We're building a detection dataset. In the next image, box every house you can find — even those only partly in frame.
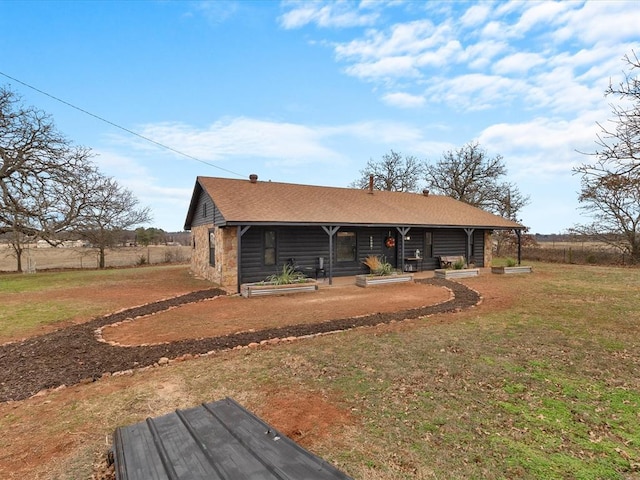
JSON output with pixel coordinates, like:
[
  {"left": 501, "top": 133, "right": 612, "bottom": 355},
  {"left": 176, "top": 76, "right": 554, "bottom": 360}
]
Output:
[{"left": 184, "top": 175, "right": 524, "bottom": 292}]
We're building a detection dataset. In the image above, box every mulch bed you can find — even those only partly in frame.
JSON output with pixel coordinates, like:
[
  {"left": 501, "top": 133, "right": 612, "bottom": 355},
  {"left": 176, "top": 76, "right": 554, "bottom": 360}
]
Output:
[{"left": 0, "top": 278, "right": 479, "bottom": 402}]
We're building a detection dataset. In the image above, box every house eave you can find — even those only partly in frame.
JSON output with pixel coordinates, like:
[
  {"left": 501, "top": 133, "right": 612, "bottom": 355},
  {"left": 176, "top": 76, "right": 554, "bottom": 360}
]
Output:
[{"left": 217, "top": 220, "right": 523, "bottom": 230}]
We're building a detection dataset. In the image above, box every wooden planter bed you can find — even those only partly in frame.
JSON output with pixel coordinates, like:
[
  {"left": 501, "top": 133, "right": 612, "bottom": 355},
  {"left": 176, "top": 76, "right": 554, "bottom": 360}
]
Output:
[
  {"left": 491, "top": 265, "right": 533, "bottom": 274},
  {"left": 355, "top": 273, "right": 414, "bottom": 287},
  {"left": 434, "top": 268, "right": 480, "bottom": 279},
  {"left": 241, "top": 281, "right": 318, "bottom": 298}
]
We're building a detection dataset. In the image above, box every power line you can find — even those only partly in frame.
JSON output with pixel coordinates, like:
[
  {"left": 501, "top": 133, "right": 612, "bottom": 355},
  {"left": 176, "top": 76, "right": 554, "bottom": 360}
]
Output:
[{"left": 0, "top": 70, "right": 246, "bottom": 178}]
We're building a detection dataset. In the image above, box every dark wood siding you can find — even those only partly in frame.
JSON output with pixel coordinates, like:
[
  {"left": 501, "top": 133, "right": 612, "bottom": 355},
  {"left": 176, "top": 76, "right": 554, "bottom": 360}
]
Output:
[
  {"left": 240, "top": 226, "right": 331, "bottom": 284},
  {"left": 238, "top": 226, "right": 485, "bottom": 283},
  {"left": 190, "top": 192, "right": 224, "bottom": 228},
  {"left": 472, "top": 229, "right": 485, "bottom": 267},
  {"left": 431, "top": 228, "right": 485, "bottom": 267}
]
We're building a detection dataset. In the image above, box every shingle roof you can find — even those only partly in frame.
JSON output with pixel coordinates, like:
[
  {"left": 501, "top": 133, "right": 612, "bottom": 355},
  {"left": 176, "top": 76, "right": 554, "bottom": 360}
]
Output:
[
  {"left": 185, "top": 176, "right": 523, "bottom": 230},
  {"left": 113, "top": 397, "right": 353, "bottom": 480}
]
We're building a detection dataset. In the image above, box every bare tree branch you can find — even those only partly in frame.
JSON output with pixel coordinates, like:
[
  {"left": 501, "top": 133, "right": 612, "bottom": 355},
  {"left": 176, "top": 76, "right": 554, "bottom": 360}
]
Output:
[
  {"left": 573, "top": 52, "right": 640, "bottom": 263},
  {"left": 351, "top": 150, "right": 424, "bottom": 192}
]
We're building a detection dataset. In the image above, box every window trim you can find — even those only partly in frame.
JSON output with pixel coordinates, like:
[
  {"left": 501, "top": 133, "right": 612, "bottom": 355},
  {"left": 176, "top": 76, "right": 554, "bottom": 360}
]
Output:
[
  {"left": 336, "top": 230, "right": 357, "bottom": 263},
  {"left": 208, "top": 229, "right": 215, "bottom": 266},
  {"left": 263, "top": 229, "right": 277, "bottom": 266}
]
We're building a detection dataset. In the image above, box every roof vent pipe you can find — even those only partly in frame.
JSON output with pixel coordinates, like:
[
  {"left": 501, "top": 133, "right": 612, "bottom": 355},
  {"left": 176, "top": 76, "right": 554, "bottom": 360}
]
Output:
[
  {"left": 422, "top": 189, "right": 429, "bottom": 196},
  {"left": 368, "top": 174, "right": 374, "bottom": 194},
  {"left": 249, "top": 174, "right": 258, "bottom": 183}
]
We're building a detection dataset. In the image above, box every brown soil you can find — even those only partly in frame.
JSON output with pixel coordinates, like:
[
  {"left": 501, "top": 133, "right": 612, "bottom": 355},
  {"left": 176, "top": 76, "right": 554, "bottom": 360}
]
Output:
[
  {"left": 0, "top": 278, "right": 479, "bottom": 403},
  {"left": 101, "top": 281, "right": 451, "bottom": 345}
]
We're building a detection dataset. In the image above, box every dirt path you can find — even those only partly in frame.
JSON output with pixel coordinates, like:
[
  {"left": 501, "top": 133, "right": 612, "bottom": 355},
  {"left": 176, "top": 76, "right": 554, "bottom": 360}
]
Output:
[{"left": 0, "top": 278, "right": 480, "bottom": 402}]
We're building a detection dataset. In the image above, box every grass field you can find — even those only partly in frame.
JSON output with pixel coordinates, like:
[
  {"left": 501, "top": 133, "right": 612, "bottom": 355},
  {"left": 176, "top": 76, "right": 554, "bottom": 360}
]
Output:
[
  {"left": 0, "top": 245, "right": 191, "bottom": 272},
  {"left": 1, "top": 263, "right": 640, "bottom": 479}
]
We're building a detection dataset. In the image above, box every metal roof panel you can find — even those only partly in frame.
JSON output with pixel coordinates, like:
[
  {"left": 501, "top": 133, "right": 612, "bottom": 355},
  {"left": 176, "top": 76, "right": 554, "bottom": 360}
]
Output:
[{"left": 113, "top": 397, "right": 353, "bottom": 480}]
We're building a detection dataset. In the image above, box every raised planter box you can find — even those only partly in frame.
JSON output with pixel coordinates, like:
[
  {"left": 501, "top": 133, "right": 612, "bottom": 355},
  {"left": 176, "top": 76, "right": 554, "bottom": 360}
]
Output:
[
  {"left": 355, "top": 273, "right": 414, "bottom": 287},
  {"left": 241, "top": 281, "right": 318, "bottom": 298},
  {"left": 434, "top": 268, "right": 480, "bottom": 279},
  {"left": 491, "top": 265, "right": 533, "bottom": 274}
]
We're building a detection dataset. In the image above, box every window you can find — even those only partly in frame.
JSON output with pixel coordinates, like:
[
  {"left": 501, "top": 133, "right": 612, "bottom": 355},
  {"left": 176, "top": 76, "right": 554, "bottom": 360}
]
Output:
[
  {"left": 202, "top": 202, "right": 208, "bottom": 218},
  {"left": 264, "top": 230, "right": 276, "bottom": 266},
  {"left": 208, "top": 229, "right": 215, "bottom": 266},
  {"left": 424, "top": 232, "right": 433, "bottom": 258},
  {"left": 336, "top": 231, "right": 356, "bottom": 262}
]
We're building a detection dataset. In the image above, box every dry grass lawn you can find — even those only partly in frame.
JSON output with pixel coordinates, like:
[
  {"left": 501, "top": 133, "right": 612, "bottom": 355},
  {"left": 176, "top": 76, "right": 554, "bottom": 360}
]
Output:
[{"left": 1, "top": 263, "right": 640, "bottom": 479}]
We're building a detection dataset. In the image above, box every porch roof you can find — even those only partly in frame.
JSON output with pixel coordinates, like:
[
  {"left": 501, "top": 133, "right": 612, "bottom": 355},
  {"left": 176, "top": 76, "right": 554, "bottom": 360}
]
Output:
[{"left": 184, "top": 176, "right": 524, "bottom": 230}]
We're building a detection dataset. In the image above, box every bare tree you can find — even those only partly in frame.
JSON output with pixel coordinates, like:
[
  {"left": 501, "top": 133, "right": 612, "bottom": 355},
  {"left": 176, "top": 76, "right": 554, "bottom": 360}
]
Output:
[
  {"left": 75, "top": 175, "right": 152, "bottom": 268},
  {"left": 425, "top": 141, "right": 529, "bottom": 217},
  {"left": 493, "top": 183, "right": 533, "bottom": 256},
  {"left": 573, "top": 52, "right": 640, "bottom": 263},
  {"left": 590, "top": 51, "right": 640, "bottom": 174},
  {"left": 351, "top": 150, "right": 424, "bottom": 192},
  {"left": 0, "top": 86, "right": 97, "bottom": 270}
]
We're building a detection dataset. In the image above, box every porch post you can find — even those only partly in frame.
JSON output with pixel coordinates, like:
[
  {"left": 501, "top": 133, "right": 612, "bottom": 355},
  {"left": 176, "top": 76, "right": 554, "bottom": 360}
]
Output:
[
  {"left": 464, "top": 228, "right": 475, "bottom": 266},
  {"left": 515, "top": 229, "right": 522, "bottom": 265},
  {"left": 396, "top": 226, "right": 411, "bottom": 272},
  {"left": 236, "top": 225, "right": 251, "bottom": 293},
  {"left": 322, "top": 226, "right": 340, "bottom": 285}
]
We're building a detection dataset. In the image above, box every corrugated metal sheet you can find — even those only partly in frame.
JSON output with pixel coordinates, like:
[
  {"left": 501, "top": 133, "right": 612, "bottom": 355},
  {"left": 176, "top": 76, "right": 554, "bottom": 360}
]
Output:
[{"left": 113, "top": 397, "right": 353, "bottom": 480}]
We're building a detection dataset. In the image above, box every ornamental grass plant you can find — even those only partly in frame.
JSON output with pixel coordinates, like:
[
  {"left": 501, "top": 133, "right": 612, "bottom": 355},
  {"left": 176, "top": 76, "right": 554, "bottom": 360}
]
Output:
[{"left": 363, "top": 255, "right": 394, "bottom": 275}]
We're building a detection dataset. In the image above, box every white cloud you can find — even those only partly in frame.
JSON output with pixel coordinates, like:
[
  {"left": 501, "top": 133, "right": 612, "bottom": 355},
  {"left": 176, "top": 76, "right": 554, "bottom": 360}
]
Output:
[
  {"left": 464, "top": 40, "right": 509, "bottom": 70},
  {"left": 553, "top": 1, "right": 640, "bottom": 45},
  {"left": 335, "top": 20, "right": 441, "bottom": 60},
  {"left": 382, "top": 92, "right": 425, "bottom": 108},
  {"left": 478, "top": 114, "right": 603, "bottom": 178},
  {"left": 279, "top": 1, "right": 379, "bottom": 29},
  {"left": 511, "top": 1, "right": 573, "bottom": 37},
  {"left": 134, "top": 118, "right": 344, "bottom": 165},
  {"left": 191, "top": 1, "right": 239, "bottom": 25},
  {"left": 460, "top": 3, "right": 492, "bottom": 27},
  {"left": 424, "top": 73, "right": 527, "bottom": 111},
  {"left": 492, "top": 51, "right": 546, "bottom": 75},
  {"left": 344, "top": 55, "right": 421, "bottom": 80},
  {"left": 322, "top": 0, "right": 638, "bottom": 116},
  {"left": 93, "top": 150, "right": 149, "bottom": 178}
]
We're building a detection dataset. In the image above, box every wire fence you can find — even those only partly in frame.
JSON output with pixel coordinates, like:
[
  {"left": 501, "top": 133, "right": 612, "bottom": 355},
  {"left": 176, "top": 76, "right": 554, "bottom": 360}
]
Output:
[
  {"left": 0, "top": 245, "right": 192, "bottom": 272},
  {"left": 515, "top": 245, "right": 635, "bottom": 266}
]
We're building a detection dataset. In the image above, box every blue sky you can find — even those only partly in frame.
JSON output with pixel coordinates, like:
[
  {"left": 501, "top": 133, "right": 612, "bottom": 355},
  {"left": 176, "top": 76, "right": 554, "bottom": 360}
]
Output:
[{"left": 1, "top": 1, "right": 639, "bottom": 234}]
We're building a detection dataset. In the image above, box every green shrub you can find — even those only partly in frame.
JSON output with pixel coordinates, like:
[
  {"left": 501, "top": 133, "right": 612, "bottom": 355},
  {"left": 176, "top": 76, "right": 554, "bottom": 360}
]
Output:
[
  {"left": 453, "top": 257, "right": 466, "bottom": 270},
  {"left": 264, "top": 264, "right": 307, "bottom": 285},
  {"left": 506, "top": 257, "right": 517, "bottom": 267}
]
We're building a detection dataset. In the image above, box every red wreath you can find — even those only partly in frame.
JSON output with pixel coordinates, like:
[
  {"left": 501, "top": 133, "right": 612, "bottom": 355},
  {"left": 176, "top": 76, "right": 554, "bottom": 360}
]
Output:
[{"left": 385, "top": 237, "right": 396, "bottom": 248}]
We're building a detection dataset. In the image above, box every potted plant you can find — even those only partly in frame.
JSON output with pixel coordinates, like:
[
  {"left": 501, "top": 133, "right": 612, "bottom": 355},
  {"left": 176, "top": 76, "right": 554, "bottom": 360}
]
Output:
[
  {"left": 241, "top": 264, "right": 318, "bottom": 297},
  {"left": 355, "top": 255, "right": 414, "bottom": 287},
  {"left": 491, "top": 257, "right": 533, "bottom": 274},
  {"left": 434, "top": 256, "right": 480, "bottom": 279}
]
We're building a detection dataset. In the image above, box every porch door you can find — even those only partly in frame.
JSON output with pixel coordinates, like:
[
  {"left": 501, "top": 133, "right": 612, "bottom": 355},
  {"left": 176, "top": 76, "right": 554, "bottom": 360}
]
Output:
[{"left": 382, "top": 233, "right": 398, "bottom": 268}]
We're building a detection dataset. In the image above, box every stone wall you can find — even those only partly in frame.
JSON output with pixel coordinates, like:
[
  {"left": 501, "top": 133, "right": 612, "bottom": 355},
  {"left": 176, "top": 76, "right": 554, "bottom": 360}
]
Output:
[
  {"left": 484, "top": 230, "right": 494, "bottom": 267},
  {"left": 190, "top": 225, "right": 238, "bottom": 292}
]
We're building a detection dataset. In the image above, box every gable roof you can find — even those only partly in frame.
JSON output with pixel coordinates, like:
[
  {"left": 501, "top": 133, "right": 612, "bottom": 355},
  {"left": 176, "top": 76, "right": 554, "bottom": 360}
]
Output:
[{"left": 184, "top": 176, "right": 523, "bottom": 230}]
